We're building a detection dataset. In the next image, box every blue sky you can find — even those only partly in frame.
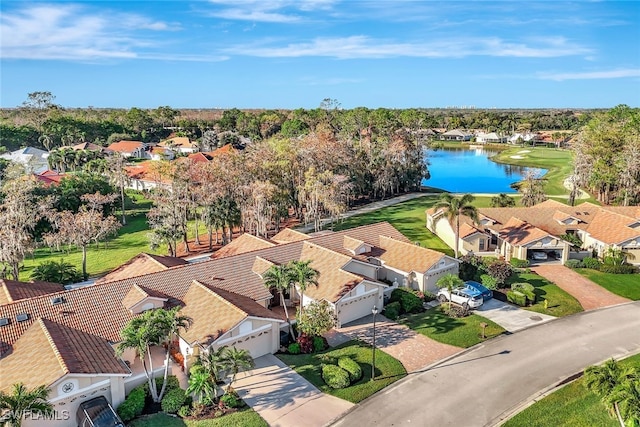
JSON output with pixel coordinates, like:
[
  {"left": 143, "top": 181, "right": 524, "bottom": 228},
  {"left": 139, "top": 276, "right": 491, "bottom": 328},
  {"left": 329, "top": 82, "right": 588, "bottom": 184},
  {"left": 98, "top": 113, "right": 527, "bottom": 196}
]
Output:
[{"left": 1, "top": 1, "right": 639, "bottom": 109}]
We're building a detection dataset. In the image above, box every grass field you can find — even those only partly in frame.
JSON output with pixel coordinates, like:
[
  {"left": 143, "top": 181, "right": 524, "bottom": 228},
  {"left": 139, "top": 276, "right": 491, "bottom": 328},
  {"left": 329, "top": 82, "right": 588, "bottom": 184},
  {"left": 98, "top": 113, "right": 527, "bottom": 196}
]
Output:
[
  {"left": 399, "top": 306, "right": 505, "bottom": 348},
  {"left": 504, "top": 353, "right": 640, "bottom": 427},
  {"left": 576, "top": 269, "right": 640, "bottom": 300},
  {"left": 128, "top": 408, "right": 267, "bottom": 427},
  {"left": 277, "top": 340, "right": 407, "bottom": 403},
  {"left": 506, "top": 272, "right": 584, "bottom": 317}
]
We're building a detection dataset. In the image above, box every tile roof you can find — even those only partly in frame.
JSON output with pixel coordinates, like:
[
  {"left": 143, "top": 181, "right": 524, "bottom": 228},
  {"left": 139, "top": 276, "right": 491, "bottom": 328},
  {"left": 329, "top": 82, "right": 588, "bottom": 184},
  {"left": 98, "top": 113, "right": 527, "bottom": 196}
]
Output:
[
  {"left": 271, "top": 228, "right": 311, "bottom": 244},
  {"left": 187, "top": 152, "right": 213, "bottom": 164},
  {"left": 0, "top": 279, "right": 64, "bottom": 305},
  {"left": 0, "top": 318, "right": 128, "bottom": 392},
  {"left": 158, "top": 137, "right": 195, "bottom": 149},
  {"left": 343, "top": 236, "right": 365, "bottom": 252},
  {"left": 96, "top": 253, "right": 188, "bottom": 285},
  {"left": 585, "top": 210, "right": 640, "bottom": 245},
  {"left": 498, "top": 217, "right": 552, "bottom": 245},
  {"left": 251, "top": 256, "right": 275, "bottom": 276},
  {"left": 107, "top": 141, "right": 144, "bottom": 153},
  {"left": 377, "top": 236, "right": 447, "bottom": 273},
  {"left": 121, "top": 284, "right": 168, "bottom": 311},
  {"left": 212, "top": 234, "right": 276, "bottom": 259}
]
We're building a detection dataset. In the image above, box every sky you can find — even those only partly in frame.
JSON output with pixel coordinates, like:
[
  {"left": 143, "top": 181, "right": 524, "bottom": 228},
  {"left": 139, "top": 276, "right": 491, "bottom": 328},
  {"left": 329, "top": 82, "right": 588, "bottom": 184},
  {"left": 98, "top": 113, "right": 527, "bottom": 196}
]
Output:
[{"left": 1, "top": 1, "right": 639, "bottom": 109}]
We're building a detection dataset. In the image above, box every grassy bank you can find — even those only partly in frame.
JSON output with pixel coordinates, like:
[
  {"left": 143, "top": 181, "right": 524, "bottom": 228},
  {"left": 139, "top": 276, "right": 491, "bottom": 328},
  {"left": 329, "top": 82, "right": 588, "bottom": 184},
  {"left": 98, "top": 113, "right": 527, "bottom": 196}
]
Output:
[{"left": 506, "top": 272, "right": 584, "bottom": 317}]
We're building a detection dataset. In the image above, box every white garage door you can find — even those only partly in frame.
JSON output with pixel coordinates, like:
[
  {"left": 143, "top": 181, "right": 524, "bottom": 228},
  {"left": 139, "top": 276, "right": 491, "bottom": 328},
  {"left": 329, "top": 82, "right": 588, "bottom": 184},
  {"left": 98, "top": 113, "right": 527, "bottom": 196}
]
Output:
[
  {"left": 217, "top": 326, "right": 273, "bottom": 359},
  {"left": 338, "top": 291, "right": 378, "bottom": 326}
]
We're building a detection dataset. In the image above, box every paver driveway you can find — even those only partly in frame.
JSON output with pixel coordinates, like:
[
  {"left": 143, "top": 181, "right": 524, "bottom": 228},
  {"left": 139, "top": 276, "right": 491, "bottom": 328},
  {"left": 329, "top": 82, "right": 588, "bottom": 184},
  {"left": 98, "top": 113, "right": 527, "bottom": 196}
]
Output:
[
  {"left": 326, "top": 314, "right": 461, "bottom": 373},
  {"left": 532, "top": 265, "right": 630, "bottom": 310}
]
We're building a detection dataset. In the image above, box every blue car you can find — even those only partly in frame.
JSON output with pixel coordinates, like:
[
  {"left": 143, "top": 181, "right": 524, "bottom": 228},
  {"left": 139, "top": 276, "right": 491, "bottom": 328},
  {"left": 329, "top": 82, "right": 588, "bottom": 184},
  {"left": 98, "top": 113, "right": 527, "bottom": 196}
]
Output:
[{"left": 464, "top": 280, "right": 493, "bottom": 300}]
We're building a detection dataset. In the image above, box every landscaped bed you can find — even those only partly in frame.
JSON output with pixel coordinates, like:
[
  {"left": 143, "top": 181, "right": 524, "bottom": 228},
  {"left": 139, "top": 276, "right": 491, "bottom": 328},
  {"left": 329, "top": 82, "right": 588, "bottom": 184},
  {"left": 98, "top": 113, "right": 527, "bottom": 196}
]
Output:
[
  {"left": 276, "top": 340, "right": 407, "bottom": 403},
  {"left": 128, "top": 407, "right": 268, "bottom": 427},
  {"left": 504, "top": 272, "right": 584, "bottom": 317},
  {"left": 504, "top": 353, "right": 640, "bottom": 427},
  {"left": 576, "top": 269, "right": 640, "bottom": 300},
  {"left": 399, "top": 306, "right": 505, "bottom": 348}
]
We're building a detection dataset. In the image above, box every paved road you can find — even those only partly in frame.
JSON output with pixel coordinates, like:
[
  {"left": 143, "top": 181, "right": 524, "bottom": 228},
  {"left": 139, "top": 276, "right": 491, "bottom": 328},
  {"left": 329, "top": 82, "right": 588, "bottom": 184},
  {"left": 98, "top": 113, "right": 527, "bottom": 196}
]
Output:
[{"left": 332, "top": 301, "right": 640, "bottom": 427}]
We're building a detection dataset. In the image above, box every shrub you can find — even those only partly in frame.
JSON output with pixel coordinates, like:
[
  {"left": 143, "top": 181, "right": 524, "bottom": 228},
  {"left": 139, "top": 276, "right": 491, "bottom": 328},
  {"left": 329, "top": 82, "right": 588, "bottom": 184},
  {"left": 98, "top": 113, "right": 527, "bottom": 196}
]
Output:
[
  {"left": 423, "top": 291, "right": 437, "bottom": 302},
  {"left": 288, "top": 342, "right": 301, "bottom": 354},
  {"left": 177, "top": 405, "right": 191, "bottom": 418},
  {"left": 443, "top": 303, "right": 469, "bottom": 318},
  {"left": 322, "top": 364, "right": 350, "bottom": 389},
  {"left": 117, "top": 386, "right": 146, "bottom": 422},
  {"left": 30, "top": 259, "right": 81, "bottom": 285},
  {"left": 459, "top": 254, "right": 484, "bottom": 281},
  {"left": 487, "top": 260, "right": 513, "bottom": 286},
  {"left": 297, "top": 333, "right": 314, "bottom": 354},
  {"left": 337, "top": 356, "right": 363, "bottom": 382},
  {"left": 510, "top": 258, "right": 530, "bottom": 268},
  {"left": 511, "top": 282, "right": 536, "bottom": 303},
  {"left": 313, "top": 336, "right": 327, "bottom": 352},
  {"left": 383, "top": 301, "right": 401, "bottom": 320},
  {"left": 318, "top": 354, "right": 337, "bottom": 365},
  {"left": 564, "top": 259, "right": 584, "bottom": 269},
  {"left": 156, "top": 375, "right": 180, "bottom": 394},
  {"left": 582, "top": 257, "right": 602, "bottom": 270},
  {"left": 600, "top": 264, "right": 638, "bottom": 274},
  {"left": 161, "top": 387, "right": 186, "bottom": 414},
  {"left": 220, "top": 393, "right": 241, "bottom": 409},
  {"left": 390, "top": 288, "right": 423, "bottom": 314},
  {"left": 507, "top": 290, "right": 527, "bottom": 307},
  {"left": 480, "top": 274, "right": 498, "bottom": 290},
  {"left": 296, "top": 300, "right": 337, "bottom": 337}
]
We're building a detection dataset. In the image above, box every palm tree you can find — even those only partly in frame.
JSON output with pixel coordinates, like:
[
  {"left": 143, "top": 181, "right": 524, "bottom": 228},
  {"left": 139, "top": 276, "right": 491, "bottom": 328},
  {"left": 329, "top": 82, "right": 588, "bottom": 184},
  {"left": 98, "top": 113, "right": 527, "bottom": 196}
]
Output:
[
  {"left": 584, "top": 359, "right": 630, "bottom": 427},
  {"left": 607, "top": 371, "right": 640, "bottom": 427},
  {"left": 434, "top": 193, "right": 479, "bottom": 258},
  {"left": 106, "top": 154, "right": 129, "bottom": 225},
  {"left": 0, "top": 383, "right": 53, "bottom": 427},
  {"left": 157, "top": 308, "right": 193, "bottom": 401},
  {"left": 186, "top": 365, "right": 216, "bottom": 406},
  {"left": 222, "top": 347, "right": 255, "bottom": 393},
  {"left": 490, "top": 193, "right": 516, "bottom": 208},
  {"left": 263, "top": 264, "right": 296, "bottom": 340},
  {"left": 194, "top": 346, "right": 229, "bottom": 400},
  {"left": 436, "top": 273, "right": 464, "bottom": 310},
  {"left": 288, "top": 260, "right": 319, "bottom": 315}
]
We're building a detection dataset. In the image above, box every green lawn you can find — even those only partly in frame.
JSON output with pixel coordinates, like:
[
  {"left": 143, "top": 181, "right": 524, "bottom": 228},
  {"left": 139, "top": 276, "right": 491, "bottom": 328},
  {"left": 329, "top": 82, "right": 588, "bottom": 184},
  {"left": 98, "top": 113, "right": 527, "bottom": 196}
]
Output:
[
  {"left": 399, "top": 306, "right": 505, "bottom": 348},
  {"left": 128, "top": 408, "right": 267, "bottom": 427},
  {"left": 576, "top": 269, "right": 640, "bottom": 300},
  {"left": 504, "top": 353, "right": 640, "bottom": 427},
  {"left": 276, "top": 340, "right": 407, "bottom": 403},
  {"left": 506, "top": 272, "right": 584, "bottom": 317}
]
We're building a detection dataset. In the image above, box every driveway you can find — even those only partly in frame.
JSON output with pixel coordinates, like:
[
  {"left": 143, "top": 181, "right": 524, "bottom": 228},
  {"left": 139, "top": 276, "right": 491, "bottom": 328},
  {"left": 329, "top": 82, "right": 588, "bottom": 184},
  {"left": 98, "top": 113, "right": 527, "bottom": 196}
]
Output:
[
  {"left": 234, "top": 354, "right": 353, "bottom": 427},
  {"left": 332, "top": 301, "right": 640, "bottom": 427},
  {"left": 532, "top": 265, "right": 630, "bottom": 310},
  {"left": 476, "top": 298, "right": 555, "bottom": 332},
  {"left": 326, "top": 314, "right": 462, "bottom": 373}
]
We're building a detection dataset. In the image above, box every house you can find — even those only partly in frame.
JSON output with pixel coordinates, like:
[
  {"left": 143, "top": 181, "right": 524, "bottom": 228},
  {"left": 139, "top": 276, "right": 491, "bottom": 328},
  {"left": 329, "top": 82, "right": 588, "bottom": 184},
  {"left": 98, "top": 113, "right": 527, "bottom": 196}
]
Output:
[
  {"left": 426, "top": 200, "right": 640, "bottom": 265},
  {"left": 149, "top": 146, "right": 175, "bottom": 160},
  {"left": 475, "top": 132, "right": 507, "bottom": 143},
  {"left": 66, "top": 142, "right": 106, "bottom": 152},
  {"left": 0, "top": 147, "right": 50, "bottom": 174},
  {"left": 34, "top": 169, "right": 66, "bottom": 187},
  {"left": 507, "top": 133, "right": 537, "bottom": 145},
  {"left": 439, "top": 129, "right": 473, "bottom": 141},
  {"left": 158, "top": 136, "right": 199, "bottom": 154},
  {"left": 106, "top": 141, "right": 147, "bottom": 159},
  {"left": 0, "top": 222, "right": 458, "bottom": 426},
  {"left": 125, "top": 161, "right": 169, "bottom": 191}
]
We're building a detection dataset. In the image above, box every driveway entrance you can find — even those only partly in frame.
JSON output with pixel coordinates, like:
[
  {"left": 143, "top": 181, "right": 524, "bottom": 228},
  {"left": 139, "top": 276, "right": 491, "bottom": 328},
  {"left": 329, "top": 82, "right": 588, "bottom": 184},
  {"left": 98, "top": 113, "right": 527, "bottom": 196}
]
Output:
[{"left": 476, "top": 298, "right": 555, "bottom": 332}]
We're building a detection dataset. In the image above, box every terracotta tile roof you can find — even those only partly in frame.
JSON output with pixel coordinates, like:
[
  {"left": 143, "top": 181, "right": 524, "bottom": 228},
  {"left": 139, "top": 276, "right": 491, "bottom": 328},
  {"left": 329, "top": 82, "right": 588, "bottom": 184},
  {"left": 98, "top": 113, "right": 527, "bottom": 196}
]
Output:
[
  {"left": 107, "top": 140, "right": 144, "bottom": 153},
  {"left": 585, "top": 210, "right": 640, "bottom": 244},
  {"left": 0, "top": 279, "right": 64, "bottom": 305},
  {"left": 0, "top": 318, "right": 128, "bottom": 392},
  {"left": 188, "top": 152, "right": 213, "bottom": 163},
  {"left": 212, "top": 234, "right": 276, "bottom": 259},
  {"left": 71, "top": 142, "right": 104, "bottom": 152},
  {"left": 343, "top": 236, "right": 365, "bottom": 252},
  {"left": 158, "top": 137, "right": 195, "bottom": 149},
  {"left": 125, "top": 161, "right": 170, "bottom": 183},
  {"left": 121, "top": 284, "right": 168, "bottom": 311},
  {"left": 35, "top": 170, "right": 65, "bottom": 186},
  {"left": 459, "top": 223, "right": 483, "bottom": 239},
  {"left": 271, "top": 228, "right": 311, "bottom": 244},
  {"left": 96, "top": 253, "right": 188, "bottom": 285},
  {"left": 203, "top": 144, "right": 234, "bottom": 158},
  {"left": 251, "top": 256, "right": 275, "bottom": 276},
  {"left": 499, "top": 217, "right": 551, "bottom": 245},
  {"left": 377, "top": 236, "right": 446, "bottom": 273}
]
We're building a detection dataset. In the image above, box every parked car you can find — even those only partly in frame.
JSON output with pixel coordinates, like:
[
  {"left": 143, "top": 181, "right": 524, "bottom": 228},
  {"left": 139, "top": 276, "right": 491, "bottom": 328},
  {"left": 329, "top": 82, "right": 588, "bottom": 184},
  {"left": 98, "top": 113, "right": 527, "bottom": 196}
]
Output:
[
  {"left": 464, "top": 280, "right": 493, "bottom": 300},
  {"left": 531, "top": 251, "right": 548, "bottom": 260},
  {"left": 76, "top": 396, "right": 124, "bottom": 427},
  {"left": 437, "top": 287, "right": 484, "bottom": 309}
]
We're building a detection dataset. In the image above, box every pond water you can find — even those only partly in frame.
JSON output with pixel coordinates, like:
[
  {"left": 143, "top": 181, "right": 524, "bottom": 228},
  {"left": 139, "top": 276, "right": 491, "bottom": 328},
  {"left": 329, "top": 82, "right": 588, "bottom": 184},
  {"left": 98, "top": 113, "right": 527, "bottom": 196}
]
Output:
[{"left": 421, "top": 147, "right": 546, "bottom": 193}]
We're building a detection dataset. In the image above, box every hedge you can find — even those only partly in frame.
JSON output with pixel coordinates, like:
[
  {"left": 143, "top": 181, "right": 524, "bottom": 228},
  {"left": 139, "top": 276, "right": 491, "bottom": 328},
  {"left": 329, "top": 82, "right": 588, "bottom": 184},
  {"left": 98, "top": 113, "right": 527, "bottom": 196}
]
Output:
[
  {"left": 564, "top": 259, "right": 584, "bottom": 268},
  {"left": 117, "top": 385, "right": 146, "bottom": 422},
  {"left": 383, "top": 301, "right": 401, "bottom": 320},
  {"left": 337, "top": 356, "right": 362, "bottom": 382},
  {"left": 322, "top": 364, "right": 350, "bottom": 389},
  {"left": 390, "top": 288, "right": 423, "bottom": 313},
  {"left": 600, "top": 264, "right": 637, "bottom": 274},
  {"left": 582, "top": 257, "right": 601, "bottom": 270}
]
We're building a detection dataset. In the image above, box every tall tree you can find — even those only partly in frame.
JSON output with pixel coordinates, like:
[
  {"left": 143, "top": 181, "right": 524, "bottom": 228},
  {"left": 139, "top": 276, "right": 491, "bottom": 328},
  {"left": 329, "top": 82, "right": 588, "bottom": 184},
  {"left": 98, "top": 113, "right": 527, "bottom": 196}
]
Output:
[
  {"left": 262, "top": 264, "right": 296, "bottom": 340},
  {"left": 490, "top": 193, "right": 516, "bottom": 208},
  {"left": 0, "top": 383, "right": 54, "bottom": 427},
  {"left": 106, "top": 154, "right": 129, "bottom": 225},
  {"left": 222, "top": 347, "right": 254, "bottom": 393},
  {"left": 584, "top": 359, "right": 635, "bottom": 427},
  {"left": 287, "top": 260, "right": 319, "bottom": 315},
  {"left": 519, "top": 171, "right": 548, "bottom": 207},
  {"left": 434, "top": 193, "right": 478, "bottom": 258}
]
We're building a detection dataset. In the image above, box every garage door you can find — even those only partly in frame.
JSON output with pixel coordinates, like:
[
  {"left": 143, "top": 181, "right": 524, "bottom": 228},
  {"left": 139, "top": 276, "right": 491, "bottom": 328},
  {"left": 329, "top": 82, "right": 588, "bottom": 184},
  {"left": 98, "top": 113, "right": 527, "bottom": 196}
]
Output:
[
  {"left": 338, "top": 291, "right": 378, "bottom": 326},
  {"left": 216, "top": 326, "right": 273, "bottom": 359}
]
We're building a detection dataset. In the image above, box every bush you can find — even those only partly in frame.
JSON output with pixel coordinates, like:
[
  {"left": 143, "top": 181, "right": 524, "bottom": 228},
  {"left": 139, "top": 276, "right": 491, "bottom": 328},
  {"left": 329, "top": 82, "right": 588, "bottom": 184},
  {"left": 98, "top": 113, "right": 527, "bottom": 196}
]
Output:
[
  {"left": 480, "top": 274, "right": 498, "bottom": 290},
  {"left": 157, "top": 375, "right": 180, "bottom": 393},
  {"left": 511, "top": 282, "right": 536, "bottom": 303},
  {"left": 322, "top": 364, "right": 350, "bottom": 389},
  {"left": 220, "top": 393, "right": 241, "bottom": 408},
  {"left": 600, "top": 264, "right": 638, "bottom": 274},
  {"left": 297, "top": 333, "right": 314, "bottom": 354},
  {"left": 507, "top": 290, "right": 527, "bottom": 307},
  {"left": 443, "top": 303, "right": 469, "bottom": 318},
  {"left": 337, "top": 356, "right": 363, "bottom": 382},
  {"left": 313, "top": 336, "right": 327, "bottom": 352},
  {"left": 423, "top": 291, "right": 437, "bottom": 302},
  {"left": 177, "top": 405, "right": 191, "bottom": 418},
  {"left": 383, "top": 301, "right": 401, "bottom": 320},
  {"left": 564, "top": 259, "right": 584, "bottom": 268},
  {"left": 161, "top": 387, "right": 186, "bottom": 414},
  {"left": 510, "top": 258, "right": 530, "bottom": 268},
  {"left": 318, "top": 354, "right": 337, "bottom": 365},
  {"left": 581, "top": 257, "right": 601, "bottom": 269},
  {"left": 390, "top": 288, "right": 423, "bottom": 313},
  {"left": 117, "top": 386, "right": 146, "bottom": 422},
  {"left": 459, "top": 254, "right": 483, "bottom": 281},
  {"left": 30, "top": 259, "right": 81, "bottom": 285},
  {"left": 288, "top": 342, "right": 301, "bottom": 354},
  {"left": 487, "top": 260, "right": 513, "bottom": 286}
]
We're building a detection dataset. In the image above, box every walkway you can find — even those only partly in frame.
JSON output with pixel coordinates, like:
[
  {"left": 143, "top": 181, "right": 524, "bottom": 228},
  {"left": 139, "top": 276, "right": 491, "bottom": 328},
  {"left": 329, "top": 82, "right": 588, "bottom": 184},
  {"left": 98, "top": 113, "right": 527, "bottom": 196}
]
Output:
[
  {"left": 476, "top": 298, "right": 555, "bottom": 332},
  {"left": 332, "top": 301, "right": 640, "bottom": 427},
  {"left": 531, "top": 265, "right": 630, "bottom": 310},
  {"left": 234, "top": 354, "right": 353, "bottom": 427},
  {"left": 325, "top": 314, "right": 461, "bottom": 373}
]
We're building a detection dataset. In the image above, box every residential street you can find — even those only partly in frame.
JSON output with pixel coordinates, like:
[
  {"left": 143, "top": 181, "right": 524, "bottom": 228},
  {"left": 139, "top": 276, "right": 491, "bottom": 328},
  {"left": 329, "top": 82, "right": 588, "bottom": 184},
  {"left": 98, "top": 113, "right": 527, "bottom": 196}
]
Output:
[{"left": 332, "top": 301, "right": 640, "bottom": 427}]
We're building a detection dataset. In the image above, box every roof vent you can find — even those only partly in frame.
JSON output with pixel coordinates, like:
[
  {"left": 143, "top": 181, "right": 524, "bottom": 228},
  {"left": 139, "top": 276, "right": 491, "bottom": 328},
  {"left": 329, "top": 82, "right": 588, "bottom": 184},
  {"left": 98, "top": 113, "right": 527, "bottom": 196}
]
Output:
[
  {"left": 16, "top": 313, "right": 29, "bottom": 322},
  {"left": 51, "top": 296, "right": 65, "bottom": 305},
  {"left": 0, "top": 318, "right": 9, "bottom": 327}
]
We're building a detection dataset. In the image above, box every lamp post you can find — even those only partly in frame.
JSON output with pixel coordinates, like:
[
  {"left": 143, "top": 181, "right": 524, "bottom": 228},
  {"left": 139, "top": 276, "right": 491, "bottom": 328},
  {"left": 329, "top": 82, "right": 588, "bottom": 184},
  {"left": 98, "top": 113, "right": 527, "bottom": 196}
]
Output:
[{"left": 371, "top": 305, "right": 378, "bottom": 381}]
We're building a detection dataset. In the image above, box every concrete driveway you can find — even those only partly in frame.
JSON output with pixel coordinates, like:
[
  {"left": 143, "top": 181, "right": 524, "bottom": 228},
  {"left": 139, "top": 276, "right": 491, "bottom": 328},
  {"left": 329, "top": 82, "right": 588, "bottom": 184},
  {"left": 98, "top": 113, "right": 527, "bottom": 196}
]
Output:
[
  {"left": 476, "top": 298, "right": 555, "bottom": 332},
  {"left": 233, "top": 354, "right": 353, "bottom": 427}
]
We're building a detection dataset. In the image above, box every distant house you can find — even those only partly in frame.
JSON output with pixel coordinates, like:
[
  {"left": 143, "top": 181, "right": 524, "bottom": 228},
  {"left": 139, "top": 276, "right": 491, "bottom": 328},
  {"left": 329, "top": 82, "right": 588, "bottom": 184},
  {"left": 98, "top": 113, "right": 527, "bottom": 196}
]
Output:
[
  {"left": 476, "top": 132, "right": 507, "bottom": 143},
  {"left": 149, "top": 146, "right": 175, "bottom": 161},
  {"left": 507, "top": 133, "right": 537, "bottom": 144},
  {"left": 439, "top": 129, "right": 473, "bottom": 141},
  {"left": 106, "top": 141, "right": 147, "bottom": 158},
  {"left": 34, "top": 169, "right": 66, "bottom": 187},
  {"left": 125, "top": 161, "right": 168, "bottom": 191},
  {"left": 67, "top": 142, "right": 106, "bottom": 152},
  {"left": 158, "top": 136, "right": 199, "bottom": 154},
  {"left": 0, "top": 147, "right": 50, "bottom": 174}
]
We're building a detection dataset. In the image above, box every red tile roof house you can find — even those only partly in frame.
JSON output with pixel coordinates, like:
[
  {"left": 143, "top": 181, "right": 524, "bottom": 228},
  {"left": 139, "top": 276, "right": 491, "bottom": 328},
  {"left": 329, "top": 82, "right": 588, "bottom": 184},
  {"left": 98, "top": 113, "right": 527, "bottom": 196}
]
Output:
[
  {"left": 426, "top": 200, "right": 640, "bottom": 265},
  {"left": 0, "top": 222, "right": 457, "bottom": 427},
  {"left": 106, "top": 140, "right": 148, "bottom": 159}
]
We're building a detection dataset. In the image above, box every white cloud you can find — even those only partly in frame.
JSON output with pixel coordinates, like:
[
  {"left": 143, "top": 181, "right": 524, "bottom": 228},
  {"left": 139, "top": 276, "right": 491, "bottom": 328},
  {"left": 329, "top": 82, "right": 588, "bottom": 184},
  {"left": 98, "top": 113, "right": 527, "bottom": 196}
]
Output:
[
  {"left": 538, "top": 69, "right": 640, "bottom": 81},
  {"left": 224, "top": 35, "right": 592, "bottom": 59},
  {"left": 207, "top": 0, "right": 339, "bottom": 22}
]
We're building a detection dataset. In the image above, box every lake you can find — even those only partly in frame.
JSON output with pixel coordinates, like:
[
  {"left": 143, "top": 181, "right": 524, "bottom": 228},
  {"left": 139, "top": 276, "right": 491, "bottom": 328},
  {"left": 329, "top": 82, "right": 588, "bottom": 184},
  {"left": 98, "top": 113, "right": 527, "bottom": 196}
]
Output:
[{"left": 421, "top": 147, "right": 546, "bottom": 193}]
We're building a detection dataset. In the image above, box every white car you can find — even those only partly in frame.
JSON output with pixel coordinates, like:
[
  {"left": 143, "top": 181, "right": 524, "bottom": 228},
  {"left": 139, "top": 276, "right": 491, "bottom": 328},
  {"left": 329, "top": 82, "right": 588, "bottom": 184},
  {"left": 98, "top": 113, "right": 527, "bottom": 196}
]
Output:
[
  {"left": 437, "top": 287, "right": 484, "bottom": 309},
  {"left": 531, "top": 251, "right": 548, "bottom": 260}
]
